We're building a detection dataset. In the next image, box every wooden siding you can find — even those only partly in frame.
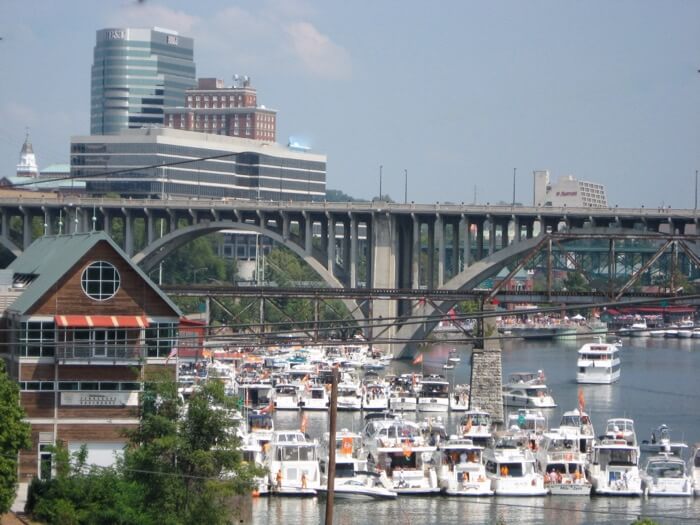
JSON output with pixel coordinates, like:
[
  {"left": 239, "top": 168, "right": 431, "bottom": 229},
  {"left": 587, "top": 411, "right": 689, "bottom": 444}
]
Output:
[
  {"left": 19, "top": 363, "right": 55, "bottom": 381},
  {"left": 57, "top": 406, "right": 139, "bottom": 418},
  {"left": 21, "top": 392, "right": 55, "bottom": 417},
  {"left": 57, "top": 365, "right": 140, "bottom": 381},
  {"left": 28, "top": 240, "right": 178, "bottom": 318}
]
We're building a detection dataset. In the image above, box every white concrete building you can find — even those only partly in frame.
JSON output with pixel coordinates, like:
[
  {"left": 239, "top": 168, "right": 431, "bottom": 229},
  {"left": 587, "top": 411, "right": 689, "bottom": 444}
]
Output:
[{"left": 533, "top": 170, "right": 608, "bottom": 208}]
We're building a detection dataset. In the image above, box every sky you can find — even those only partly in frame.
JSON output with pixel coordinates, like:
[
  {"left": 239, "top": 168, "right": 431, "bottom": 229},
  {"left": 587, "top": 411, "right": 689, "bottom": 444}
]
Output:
[{"left": 0, "top": 0, "right": 698, "bottom": 207}]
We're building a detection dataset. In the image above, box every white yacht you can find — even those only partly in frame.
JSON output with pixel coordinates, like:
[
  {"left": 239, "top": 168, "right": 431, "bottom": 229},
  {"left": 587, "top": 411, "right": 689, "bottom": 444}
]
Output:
[
  {"left": 267, "top": 430, "right": 321, "bottom": 496},
  {"left": 559, "top": 409, "right": 596, "bottom": 452},
  {"left": 364, "top": 418, "right": 440, "bottom": 495},
  {"left": 576, "top": 340, "right": 621, "bottom": 384},
  {"left": 587, "top": 438, "right": 642, "bottom": 496},
  {"left": 417, "top": 375, "right": 450, "bottom": 412},
  {"left": 630, "top": 319, "right": 650, "bottom": 337},
  {"left": 506, "top": 409, "right": 547, "bottom": 446},
  {"left": 458, "top": 410, "right": 493, "bottom": 447},
  {"left": 238, "top": 382, "right": 274, "bottom": 409},
  {"left": 272, "top": 383, "right": 301, "bottom": 410},
  {"left": 298, "top": 383, "right": 330, "bottom": 411},
  {"left": 690, "top": 445, "right": 700, "bottom": 496},
  {"left": 537, "top": 429, "right": 592, "bottom": 496},
  {"left": 641, "top": 452, "right": 693, "bottom": 497},
  {"left": 318, "top": 429, "right": 397, "bottom": 500},
  {"left": 388, "top": 375, "right": 419, "bottom": 412},
  {"left": 483, "top": 438, "right": 547, "bottom": 496},
  {"left": 603, "top": 418, "right": 637, "bottom": 446},
  {"left": 436, "top": 438, "right": 492, "bottom": 496},
  {"left": 337, "top": 377, "right": 363, "bottom": 411},
  {"left": 502, "top": 371, "right": 557, "bottom": 409},
  {"left": 362, "top": 382, "right": 390, "bottom": 411}
]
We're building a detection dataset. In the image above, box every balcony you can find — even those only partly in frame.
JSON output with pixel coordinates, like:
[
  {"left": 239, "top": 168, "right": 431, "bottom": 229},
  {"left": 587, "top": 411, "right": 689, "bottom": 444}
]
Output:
[{"left": 55, "top": 346, "right": 144, "bottom": 365}]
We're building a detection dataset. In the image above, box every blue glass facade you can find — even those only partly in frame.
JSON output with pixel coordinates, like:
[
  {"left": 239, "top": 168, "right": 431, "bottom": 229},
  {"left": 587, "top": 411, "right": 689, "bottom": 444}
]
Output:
[{"left": 91, "top": 28, "right": 195, "bottom": 135}]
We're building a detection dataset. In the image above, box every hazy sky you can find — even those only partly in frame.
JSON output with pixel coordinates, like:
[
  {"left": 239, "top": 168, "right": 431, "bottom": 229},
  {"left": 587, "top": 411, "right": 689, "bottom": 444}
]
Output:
[{"left": 0, "top": 0, "right": 698, "bottom": 207}]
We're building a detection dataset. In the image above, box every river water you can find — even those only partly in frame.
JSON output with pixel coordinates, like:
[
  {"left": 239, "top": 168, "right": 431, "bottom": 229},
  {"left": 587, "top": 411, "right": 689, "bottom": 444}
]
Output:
[{"left": 250, "top": 337, "right": 700, "bottom": 525}]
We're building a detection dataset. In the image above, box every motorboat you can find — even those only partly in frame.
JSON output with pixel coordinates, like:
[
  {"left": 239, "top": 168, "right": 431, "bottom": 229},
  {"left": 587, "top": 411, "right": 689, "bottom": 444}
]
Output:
[
  {"left": 362, "top": 383, "right": 390, "bottom": 411},
  {"left": 559, "top": 409, "right": 596, "bottom": 442},
  {"left": 417, "top": 375, "right": 450, "bottom": 412},
  {"left": 603, "top": 418, "right": 637, "bottom": 447},
  {"left": 448, "top": 349, "right": 461, "bottom": 363},
  {"left": 502, "top": 371, "right": 556, "bottom": 409},
  {"left": 436, "top": 437, "right": 493, "bottom": 496},
  {"left": 587, "top": 438, "right": 642, "bottom": 496},
  {"left": 483, "top": 437, "right": 547, "bottom": 496},
  {"left": 458, "top": 410, "right": 493, "bottom": 447},
  {"left": 629, "top": 320, "right": 649, "bottom": 337},
  {"left": 537, "top": 429, "right": 592, "bottom": 496},
  {"left": 272, "top": 383, "right": 300, "bottom": 410},
  {"left": 267, "top": 430, "right": 321, "bottom": 496},
  {"left": 240, "top": 433, "right": 271, "bottom": 495},
  {"left": 690, "top": 444, "right": 700, "bottom": 496},
  {"left": 576, "top": 339, "right": 621, "bottom": 384},
  {"left": 388, "top": 375, "right": 419, "bottom": 412},
  {"left": 443, "top": 362, "right": 455, "bottom": 370},
  {"left": 298, "top": 382, "right": 330, "bottom": 411},
  {"left": 318, "top": 429, "right": 397, "bottom": 500},
  {"left": 449, "top": 384, "right": 470, "bottom": 411},
  {"left": 641, "top": 452, "right": 693, "bottom": 497},
  {"left": 365, "top": 419, "right": 440, "bottom": 494},
  {"left": 337, "top": 376, "right": 363, "bottom": 411},
  {"left": 505, "top": 409, "right": 547, "bottom": 446},
  {"left": 640, "top": 424, "right": 689, "bottom": 456},
  {"left": 238, "top": 382, "right": 274, "bottom": 410}
]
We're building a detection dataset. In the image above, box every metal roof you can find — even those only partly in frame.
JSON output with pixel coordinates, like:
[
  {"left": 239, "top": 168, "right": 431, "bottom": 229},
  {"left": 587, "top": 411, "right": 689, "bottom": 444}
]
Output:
[{"left": 7, "top": 231, "right": 181, "bottom": 317}]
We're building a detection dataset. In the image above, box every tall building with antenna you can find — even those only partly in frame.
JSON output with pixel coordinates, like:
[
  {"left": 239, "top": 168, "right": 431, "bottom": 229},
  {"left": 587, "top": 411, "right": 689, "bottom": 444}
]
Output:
[
  {"left": 91, "top": 27, "right": 196, "bottom": 135},
  {"left": 164, "top": 76, "right": 277, "bottom": 141}
]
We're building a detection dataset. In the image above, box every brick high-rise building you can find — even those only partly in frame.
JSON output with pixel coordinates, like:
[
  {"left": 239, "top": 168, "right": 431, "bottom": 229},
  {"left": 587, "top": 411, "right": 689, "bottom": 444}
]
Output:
[{"left": 164, "top": 77, "right": 276, "bottom": 141}]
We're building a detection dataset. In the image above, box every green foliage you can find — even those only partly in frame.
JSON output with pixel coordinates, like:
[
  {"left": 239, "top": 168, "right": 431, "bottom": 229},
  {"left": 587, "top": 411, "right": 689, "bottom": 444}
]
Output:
[
  {"left": 631, "top": 519, "right": 660, "bottom": 525},
  {"left": 563, "top": 271, "right": 589, "bottom": 292},
  {"left": 26, "top": 376, "right": 261, "bottom": 525},
  {"left": 160, "top": 235, "right": 236, "bottom": 286},
  {"left": 0, "top": 360, "right": 31, "bottom": 514},
  {"left": 325, "top": 189, "right": 361, "bottom": 202}
]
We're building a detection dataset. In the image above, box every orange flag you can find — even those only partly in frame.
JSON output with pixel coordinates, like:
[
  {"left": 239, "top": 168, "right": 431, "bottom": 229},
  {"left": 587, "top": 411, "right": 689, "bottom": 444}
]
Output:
[
  {"left": 300, "top": 412, "right": 308, "bottom": 433},
  {"left": 412, "top": 353, "right": 423, "bottom": 365},
  {"left": 578, "top": 388, "right": 585, "bottom": 413}
]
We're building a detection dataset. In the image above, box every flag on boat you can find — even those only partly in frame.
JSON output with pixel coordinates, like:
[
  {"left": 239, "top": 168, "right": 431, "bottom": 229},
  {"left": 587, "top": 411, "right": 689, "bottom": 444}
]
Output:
[
  {"left": 464, "top": 416, "right": 473, "bottom": 433},
  {"left": 341, "top": 437, "right": 353, "bottom": 455},
  {"left": 300, "top": 412, "right": 308, "bottom": 433},
  {"left": 260, "top": 401, "right": 275, "bottom": 414},
  {"left": 412, "top": 353, "right": 423, "bottom": 365},
  {"left": 578, "top": 387, "right": 585, "bottom": 413}
]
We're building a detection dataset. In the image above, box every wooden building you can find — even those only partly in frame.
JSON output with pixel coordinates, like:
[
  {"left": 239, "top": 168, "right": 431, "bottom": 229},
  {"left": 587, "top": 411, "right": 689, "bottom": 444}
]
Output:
[{"left": 0, "top": 232, "right": 181, "bottom": 480}]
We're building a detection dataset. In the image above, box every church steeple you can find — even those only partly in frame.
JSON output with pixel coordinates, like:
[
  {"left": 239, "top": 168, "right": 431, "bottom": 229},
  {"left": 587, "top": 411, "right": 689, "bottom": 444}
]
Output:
[{"left": 17, "top": 129, "right": 39, "bottom": 177}]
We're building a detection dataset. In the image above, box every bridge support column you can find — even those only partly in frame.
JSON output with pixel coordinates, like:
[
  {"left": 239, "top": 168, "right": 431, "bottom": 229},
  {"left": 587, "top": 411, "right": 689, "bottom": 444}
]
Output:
[
  {"left": 22, "top": 209, "right": 32, "bottom": 249},
  {"left": 411, "top": 215, "right": 420, "bottom": 288},
  {"left": 500, "top": 221, "right": 509, "bottom": 248},
  {"left": 476, "top": 220, "right": 484, "bottom": 260},
  {"left": 525, "top": 221, "right": 533, "bottom": 239},
  {"left": 145, "top": 210, "right": 155, "bottom": 245},
  {"left": 1, "top": 209, "right": 9, "bottom": 240},
  {"left": 102, "top": 209, "right": 111, "bottom": 237},
  {"left": 327, "top": 214, "right": 335, "bottom": 274},
  {"left": 512, "top": 216, "right": 521, "bottom": 243},
  {"left": 370, "top": 213, "right": 397, "bottom": 356},
  {"left": 469, "top": 304, "right": 504, "bottom": 426},
  {"left": 463, "top": 216, "right": 471, "bottom": 267},
  {"left": 168, "top": 211, "right": 176, "bottom": 234},
  {"left": 427, "top": 218, "right": 435, "bottom": 289},
  {"left": 349, "top": 216, "right": 358, "bottom": 287},
  {"left": 303, "top": 212, "right": 312, "bottom": 254},
  {"left": 451, "top": 220, "right": 459, "bottom": 278},
  {"left": 42, "top": 208, "right": 52, "bottom": 236},
  {"left": 437, "top": 215, "right": 445, "bottom": 287},
  {"left": 282, "top": 212, "right": 290, "bottom": 241},
  {"left": 124, "top": 209, "right": 134, "bottom": 257},
  {"left": 488, "top": 219, "right": 496, "bottom": 255}
]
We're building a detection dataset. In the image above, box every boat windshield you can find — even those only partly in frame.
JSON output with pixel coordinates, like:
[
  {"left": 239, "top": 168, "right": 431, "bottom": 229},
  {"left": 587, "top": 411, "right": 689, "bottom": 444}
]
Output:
[
  {"left": 276, "top": 444, "right": 316, "bottom": 461},
  {"left": 647, "top": 460, "right": 685, "bottom": 478},
  {"left": 461, "top": 413, "right": 490, "bottom": 427},
  {"left": 597, "top": 448, "right": 637, "bottom": 466}
]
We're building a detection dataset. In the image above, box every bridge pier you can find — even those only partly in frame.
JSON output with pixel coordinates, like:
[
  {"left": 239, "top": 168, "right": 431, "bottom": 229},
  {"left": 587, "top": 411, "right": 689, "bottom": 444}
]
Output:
[
  {"left": 349, "top": 216, "right": 358, "bottom": 288},
  {"left": 437, "top": 215, "right": 445, "bottom": 287},
  {"left": 370, "top": 213, "right": 397, "bottom": 355},
  {"left": 469, "top": 304, "right": 504, "bottom": 426}
]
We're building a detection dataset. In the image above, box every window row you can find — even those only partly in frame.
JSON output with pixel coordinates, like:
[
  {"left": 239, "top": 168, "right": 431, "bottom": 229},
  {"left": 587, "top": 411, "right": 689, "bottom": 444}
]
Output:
[{"left": 20, "top": 381, "right": 142, "bottom": 392}]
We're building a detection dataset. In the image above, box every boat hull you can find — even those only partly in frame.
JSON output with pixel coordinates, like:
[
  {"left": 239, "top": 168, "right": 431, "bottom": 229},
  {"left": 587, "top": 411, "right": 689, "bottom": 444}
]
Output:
[{"left": 548, "top": 483, "right": 592, "bottom": 496}]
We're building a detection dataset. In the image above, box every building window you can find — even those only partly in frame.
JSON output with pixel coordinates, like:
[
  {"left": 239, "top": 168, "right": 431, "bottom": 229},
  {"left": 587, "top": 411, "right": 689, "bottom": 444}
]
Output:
[
  {"left": 81, "top": 261, "right": 120, "bottom": 301},
  {"left": 19, "top": 320, "right": 56, "bottom": 357}
]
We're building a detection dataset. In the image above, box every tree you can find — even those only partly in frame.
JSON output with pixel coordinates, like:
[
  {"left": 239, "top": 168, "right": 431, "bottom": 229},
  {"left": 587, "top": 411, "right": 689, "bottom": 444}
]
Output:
[
  {"left": 26, "top": 376, "right": 261, "bottom": 525},
  {"left": 0, "top": 360, "right": 31, "bottom": 514},
  {"left": 563, "top": 271, "right": 589, "bottom": 292}
]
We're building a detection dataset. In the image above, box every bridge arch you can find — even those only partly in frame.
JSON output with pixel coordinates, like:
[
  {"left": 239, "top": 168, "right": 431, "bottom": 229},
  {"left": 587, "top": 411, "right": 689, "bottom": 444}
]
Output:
[
  {"left": 132, "top": 220, "right": 365, "bottom": 322},
  {"left": 394, "top": 227, "right": 665, "bottom": 355}
]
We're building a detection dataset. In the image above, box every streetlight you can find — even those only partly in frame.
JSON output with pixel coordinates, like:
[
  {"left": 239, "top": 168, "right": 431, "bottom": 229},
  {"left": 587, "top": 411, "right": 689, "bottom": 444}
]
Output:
[
  {"left": 193, "top": 267, "right": 207, "bottom": 283},
  {"left": 379, "top": 165, "right": 383, "bottom": 201},
  {"left": 512, "top": 168, "right": 516, "bottom": 206}
]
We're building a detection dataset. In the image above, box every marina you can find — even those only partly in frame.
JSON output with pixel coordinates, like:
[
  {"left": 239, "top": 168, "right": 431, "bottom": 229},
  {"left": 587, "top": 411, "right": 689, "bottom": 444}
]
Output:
[{"left": 238, "top": 335, "right": 700, "bottom": 524}]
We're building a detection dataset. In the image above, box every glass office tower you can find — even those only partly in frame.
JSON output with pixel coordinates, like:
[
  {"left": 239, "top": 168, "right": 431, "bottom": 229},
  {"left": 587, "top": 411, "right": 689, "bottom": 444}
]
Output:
[{"left": 91, "top": 27, "right": 195, "bottom": 135}]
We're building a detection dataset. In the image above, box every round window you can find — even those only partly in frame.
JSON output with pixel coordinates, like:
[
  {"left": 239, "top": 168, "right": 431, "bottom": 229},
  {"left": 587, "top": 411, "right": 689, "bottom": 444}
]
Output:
[{"left": 80, "top": 261, "right": 121, "bottom": 301}]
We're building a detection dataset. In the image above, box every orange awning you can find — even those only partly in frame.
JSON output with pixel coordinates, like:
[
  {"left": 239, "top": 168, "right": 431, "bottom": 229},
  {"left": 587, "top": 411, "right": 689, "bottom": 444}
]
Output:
[{"left": 54, "top": 315, "right": 148, "bottom": 328}]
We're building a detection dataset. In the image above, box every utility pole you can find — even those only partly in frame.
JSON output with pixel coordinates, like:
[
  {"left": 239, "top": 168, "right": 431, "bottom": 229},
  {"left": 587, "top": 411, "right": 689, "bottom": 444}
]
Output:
[
  {"left": 695, "top": 169, "right": 698, "bottom": 210},
  {"left": 512, "top": 168, "right": 516, "bottom": 206},
  {"left": 404, "top": 169, "right": 408, "bottom": 204},
  {"left": 379, "top": 165, "right": 383, "bottom": 201},
  {"left": 324, "top": 367, "right": 339, "bottom": 525}
]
